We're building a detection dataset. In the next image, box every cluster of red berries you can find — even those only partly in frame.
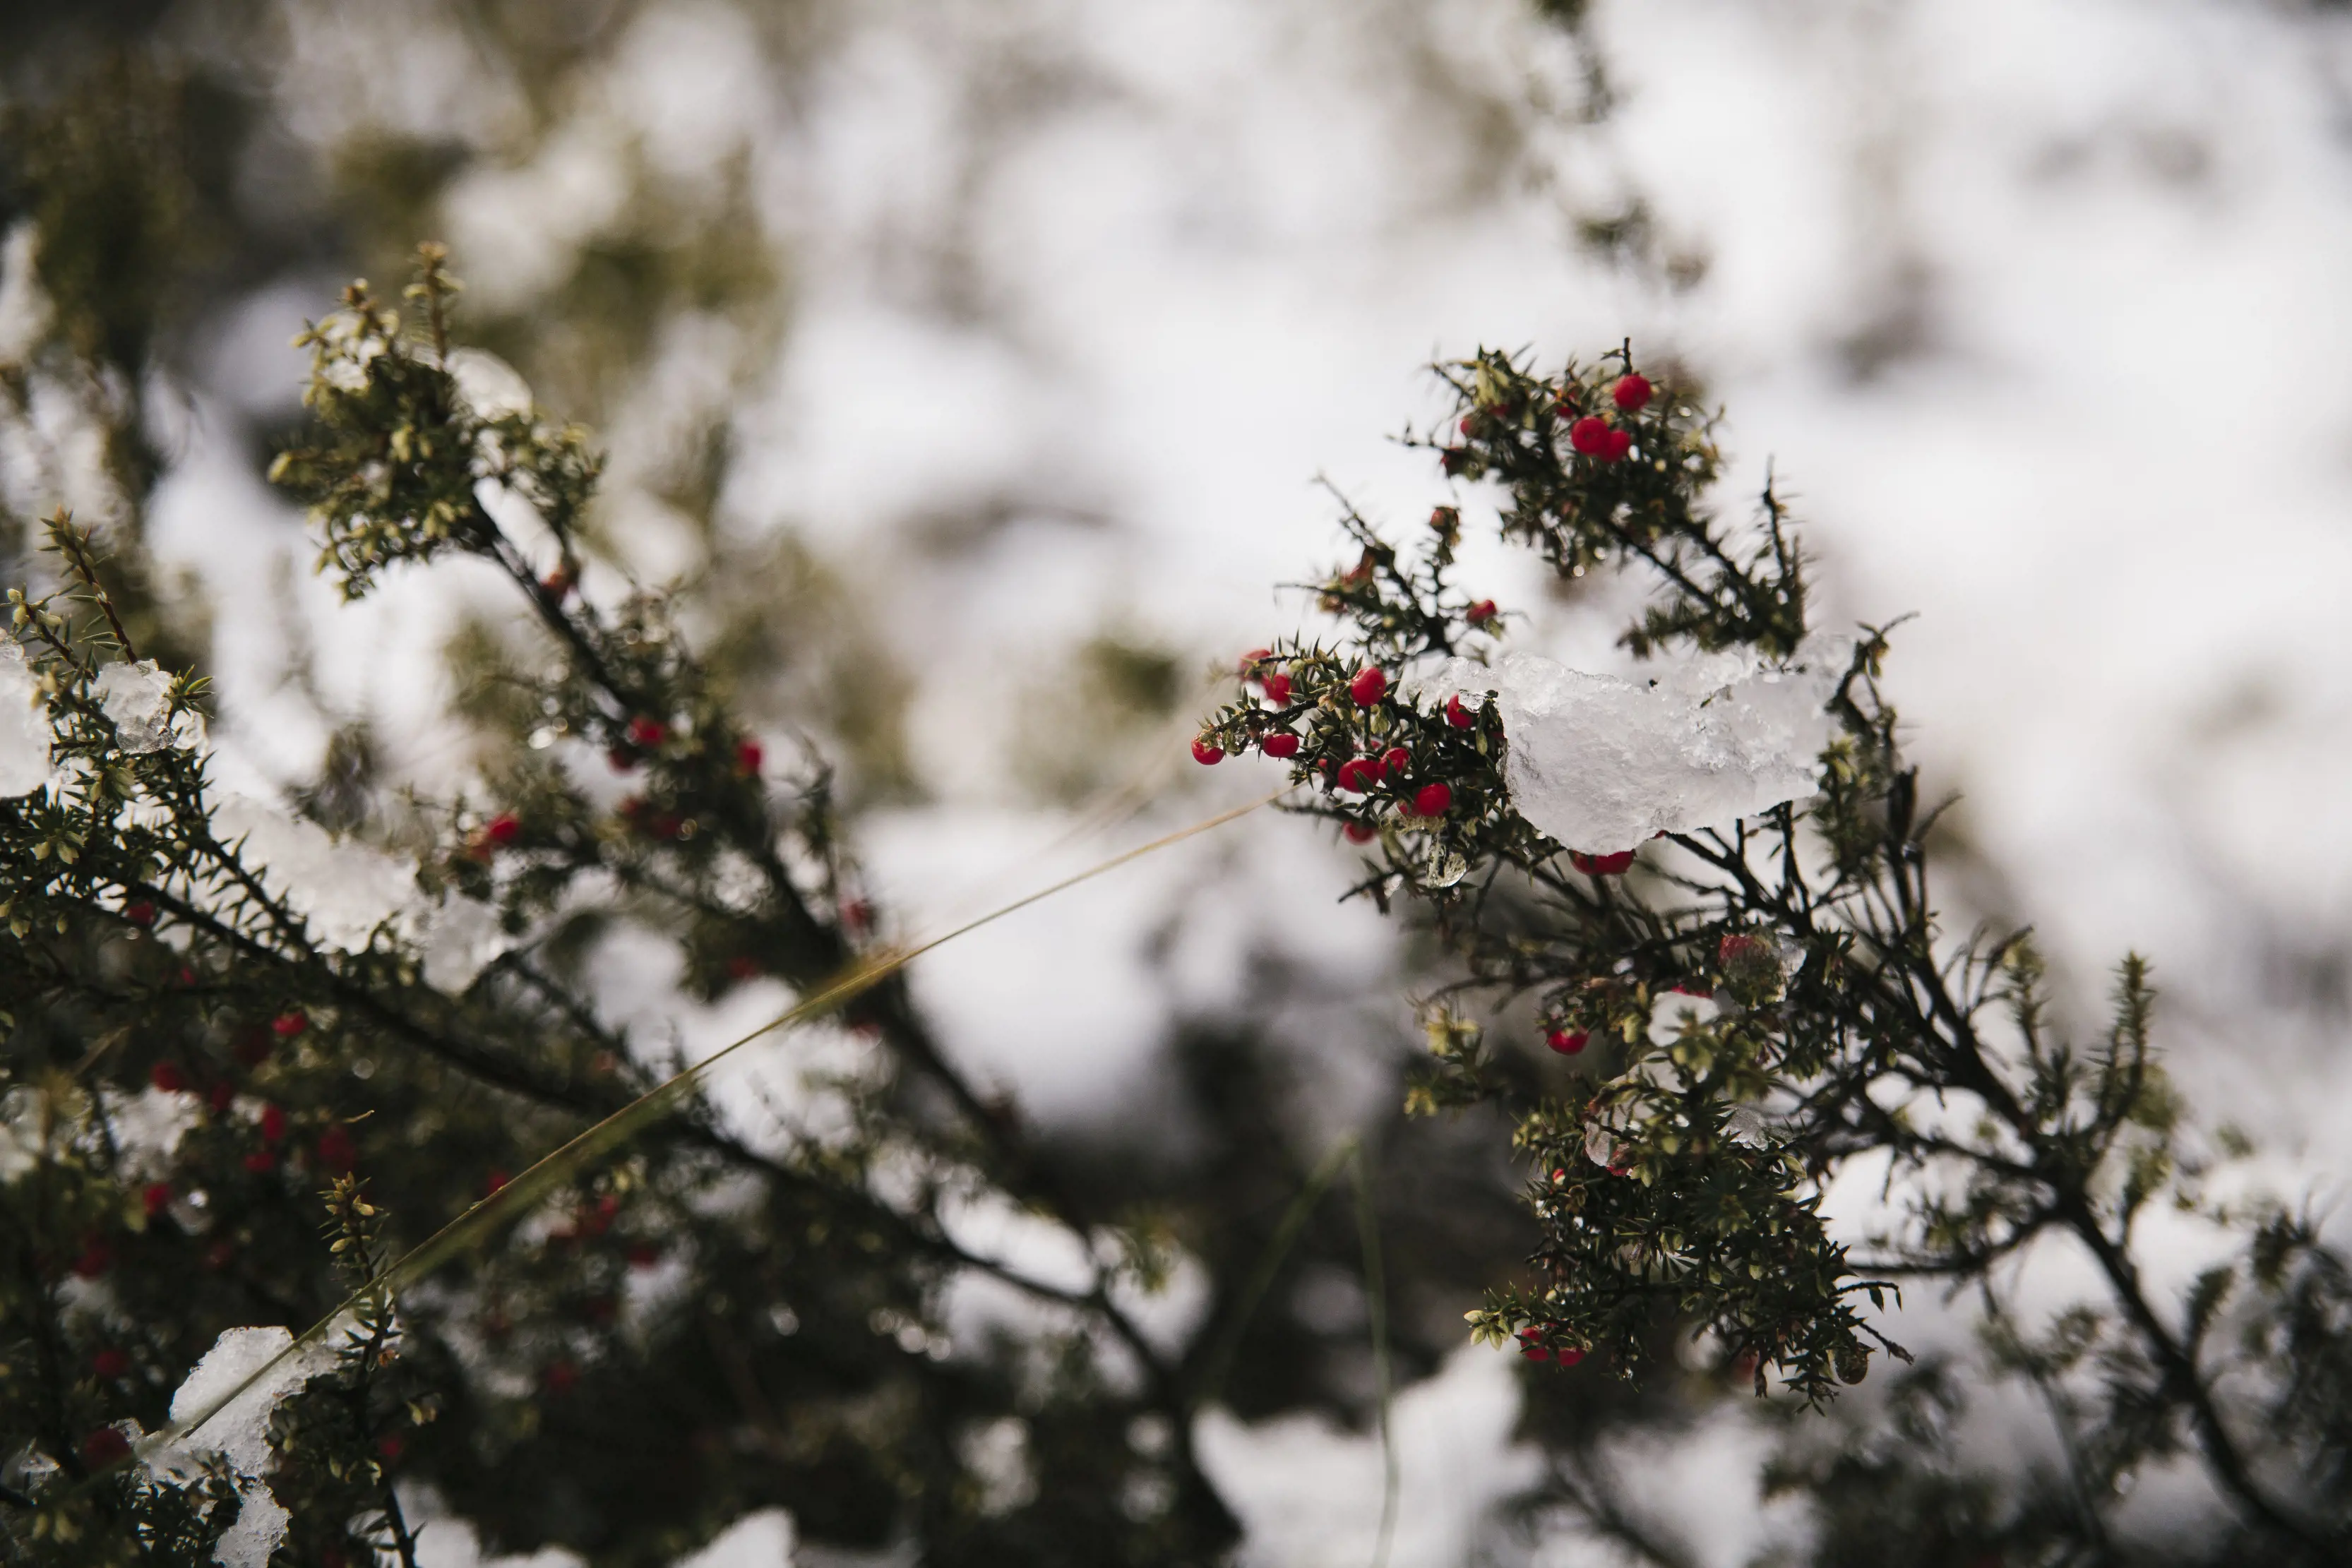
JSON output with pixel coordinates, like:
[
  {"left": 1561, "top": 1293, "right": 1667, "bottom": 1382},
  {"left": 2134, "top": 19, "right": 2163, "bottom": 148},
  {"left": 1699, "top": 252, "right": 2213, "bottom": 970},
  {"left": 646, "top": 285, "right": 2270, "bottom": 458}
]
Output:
[
  {"left": 1516, "top": 1328, "right": 1587, "bottom": 1366},
  {"left": 1565, "top": 374, "right": 1652, "bottom": 465},
  {"left": 1569, "top": 849, "right": 1636, "bottom": 877}
]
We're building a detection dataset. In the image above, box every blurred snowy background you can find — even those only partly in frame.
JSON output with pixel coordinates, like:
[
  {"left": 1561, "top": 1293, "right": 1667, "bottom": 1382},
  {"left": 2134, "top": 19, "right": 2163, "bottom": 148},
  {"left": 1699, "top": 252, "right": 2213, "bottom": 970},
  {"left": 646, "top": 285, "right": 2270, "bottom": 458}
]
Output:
[{"left": 11, "top": 0, "right": 2352, "bottom": 1562}]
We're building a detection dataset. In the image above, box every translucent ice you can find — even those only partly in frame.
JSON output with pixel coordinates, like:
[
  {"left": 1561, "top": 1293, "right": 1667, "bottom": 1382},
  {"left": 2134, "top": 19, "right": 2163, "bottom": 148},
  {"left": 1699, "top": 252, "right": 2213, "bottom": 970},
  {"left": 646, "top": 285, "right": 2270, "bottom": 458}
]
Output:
[
  {"left": 150, "top": 1324, "right": 343, "bottom": 1568},
  {"left": 1428, "top": 642, "right": 1845, "bottom": 853},
  {"left": 0, "top": 643, "right": 50, "bottom": 796},
  {"left": 95, "top": 660, "right": 181, "bottom": 754},
  {"left": 213, "top": 794, "right": 420, "bottom": 952}
]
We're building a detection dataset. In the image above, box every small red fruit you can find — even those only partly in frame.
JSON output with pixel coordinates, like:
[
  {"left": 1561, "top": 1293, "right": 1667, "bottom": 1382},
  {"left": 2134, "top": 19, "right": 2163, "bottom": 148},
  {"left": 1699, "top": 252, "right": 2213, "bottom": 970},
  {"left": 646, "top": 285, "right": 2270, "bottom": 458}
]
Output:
[
  {"left": 608, "top": 747, "right": 637, "bottom": 773},
  {"left": 317, "top": 1125, "right": 357, "bottom": 1173},
  {"left": 208, "top": 1081, "right": 235, "bottom": 1113},
  {"left": 1570, "top": 850, "right": 1636, "bottom": 876},
  {"left": 726, "top": 954, "right": 761, "bottom": 981},
  {"left": 1522, "top": 1345, "right": 1551, "bottom": 1363},
  {"left": 1446, "top": 694, "right": 1475, "bottom": 729},
  {"left": 1261, "top": 732, "right": 1301, "bottom": 759},
  {"left": 1466, "top": 599, "right": 1497, "bottom": 624},
  {"left": 83, "top": 1427, "right": 131, "bottom": 1466},
  {"left": 1555, "top": 1348, "right": 1587, "bottom": 1367},
  {"left": 244, "top": 1150, "right": 276, "bottom": 1174},
  {"left": 1380, "top": 746, "right": 1411, "bottom": 776},
  {"left": 233, "top": 1026, "right": 271, "bottom": 1066},
  {"left": 142, "top": 1182, "right": 172, "bottom": 1218},
  {"left": 1191, "top": 737, "right": 1224, "bottom": 766},
  {"left": 484, "top": 1168, "right": 510, "bottom": 1196},
  {"left": 71, "top": 1240, "right": 111, "bottom": 1279},
  {"left": 626, "top": 1243, "right": 661, "bottom": 1269},
  {"left": 259, "top": 1104, "right": 287, "bottom": 1144},
  {"left": 1238, "top": 648, "right": 1273, "bottom": 676},
  {"left": 1336, "top": 758, "right": 1378, "bottom": 793},
  {"left": 1261, "top": 672, "right": 1293, "bottom": 705},
  {"left": 92, "top": 1348, "right": 131, "bottom": 1380},
  {"left": 626, "top": 716, "right": 668, "bottom": 749},
  {"left": 1612, "top": 373, "right": 1652, "bottom": 412},
  {"left": 1569, "top": 416, "right": 1608, "bottom": 455},
  {"left": 378, "top": 1435, "right": 405, "bottom": 1462},
  {"left": 1601, "top": 428, "right": 1633, "bottom": 462},
  {"left": 841, "top": 898, "right": 871, "bottom": 934},
  {"left": 1411, "top": 782, "right": 1453, "bottom": 817},
  {"left": 272, "top": 1010, "right": 309, "bottom": 1040},
  {"left": 149, "top": 1061, "right": 186, "bottom": 1094},
  {"left": 543, "top": 1359, "right": 578, "bottom": 1394},
  {"left": 1719, "top": 933, "right": 1765, "bottom": 965},
  {"left": 1343, "top": 822, "right": 1377, "bottom": 845},
  {"left": 543, "top": 567, "right": 574, "bottom": 599},
  {"left": 1348, "top": 667, "right": 1387, "bottom": 706},
  {"left": 123, "top": 900, "right": 156, "bottom": 928},
  {"left": 735, "top": 737, "right": 764, "bottom": 774},
  {"left": 1546, "top": 1029, "right": 1589, "bottom": 1055},
  {"left": 484, "top": 813, "right": 521, "bottom": 846}
]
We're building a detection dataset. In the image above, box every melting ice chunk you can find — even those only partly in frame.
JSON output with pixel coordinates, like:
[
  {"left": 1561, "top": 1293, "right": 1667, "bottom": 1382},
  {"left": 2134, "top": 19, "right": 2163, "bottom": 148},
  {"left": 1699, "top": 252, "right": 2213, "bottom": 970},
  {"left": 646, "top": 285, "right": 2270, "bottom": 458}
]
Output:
[
  {"left": 0, "top": 644, "right": 51, "bottom": 796},
  {"left": 95, "top": 660, "right": 181, "bottom": 754},
  {"left": 1428, "top": 643, "right": 1845, "bottom": 853}
]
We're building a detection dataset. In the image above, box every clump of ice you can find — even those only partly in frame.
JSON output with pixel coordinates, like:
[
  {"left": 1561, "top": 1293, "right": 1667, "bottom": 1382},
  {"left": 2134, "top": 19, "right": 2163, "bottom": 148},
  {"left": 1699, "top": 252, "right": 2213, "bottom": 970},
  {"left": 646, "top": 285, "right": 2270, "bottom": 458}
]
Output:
[
  {"left": 422, "top": 896, "right": 515, "bottom": 993},
  {"left": 104, "top": 1087, "right": 201, "bottom": 1182},
  {"left": 1647, "top": 990, "right": 1726, "bottom": 1048},
  {"left": 213, "top": 794, "right": 421, "bottom": 952},
  {"left": 147, "top": 1324, "right": 345, "bottom": 1568},
  {"left": 0, "top": 642, "right": 52, "bottom": 796},
  {"left": 1428, "top": 642, "right": 1847, "bottom": 854},
  {"left": 95, "top": 660, "right": 189, "bottom": 754}
]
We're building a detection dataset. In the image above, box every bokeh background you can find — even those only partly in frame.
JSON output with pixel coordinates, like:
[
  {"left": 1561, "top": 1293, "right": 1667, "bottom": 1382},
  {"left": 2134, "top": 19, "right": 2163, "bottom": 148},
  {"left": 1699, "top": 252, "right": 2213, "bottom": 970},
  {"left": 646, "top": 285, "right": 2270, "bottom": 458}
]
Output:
[{"left": 6, "top": 1, "right": 2352, "bottom": 1562}]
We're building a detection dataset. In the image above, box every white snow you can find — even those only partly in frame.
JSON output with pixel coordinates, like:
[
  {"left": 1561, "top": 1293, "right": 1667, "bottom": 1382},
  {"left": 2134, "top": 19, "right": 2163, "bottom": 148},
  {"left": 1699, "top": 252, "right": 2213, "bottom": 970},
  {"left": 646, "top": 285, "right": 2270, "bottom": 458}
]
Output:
[
  {"left": 1647, "top": 990, "right": 1726, "bottom": 1048},
  {"left": 421, "top": 895, "right": 513, "bottom": 993},
  {"left": 212, "top": 793, "right": 421, "bottom": 952},
  {"left": 671, "top": 1510, "right": 796, "bottom": 1568},
  {"left": 147, "top": 1323, "right": 345, "bottom": 1568},
  {"left": 1433, "top": 644, "right": 1843, "bottom": 854},
  {"left": 0, "top": 642, "right": 51, "bottom": 796},
  {"left": 95, "top": 659, "right": 182, "bottom": 754}
]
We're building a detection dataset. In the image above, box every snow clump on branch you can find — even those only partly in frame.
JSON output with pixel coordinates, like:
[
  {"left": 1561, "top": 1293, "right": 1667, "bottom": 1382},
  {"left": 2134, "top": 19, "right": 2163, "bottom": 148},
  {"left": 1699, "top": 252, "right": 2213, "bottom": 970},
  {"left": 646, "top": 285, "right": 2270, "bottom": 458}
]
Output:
[{"left": 1428, "top": 641, "right": 1846, "bottom": 853}]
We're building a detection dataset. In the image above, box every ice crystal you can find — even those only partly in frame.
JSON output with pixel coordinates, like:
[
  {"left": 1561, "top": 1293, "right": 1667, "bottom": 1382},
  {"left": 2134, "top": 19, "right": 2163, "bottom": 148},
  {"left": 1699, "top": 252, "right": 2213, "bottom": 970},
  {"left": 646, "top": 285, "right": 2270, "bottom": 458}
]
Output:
[
  {"left": 1429, "top": 642, "right": 1844, "bottom": 854},
  {"left": 95, "top": 659, "right": 181, "bottom": 754}
]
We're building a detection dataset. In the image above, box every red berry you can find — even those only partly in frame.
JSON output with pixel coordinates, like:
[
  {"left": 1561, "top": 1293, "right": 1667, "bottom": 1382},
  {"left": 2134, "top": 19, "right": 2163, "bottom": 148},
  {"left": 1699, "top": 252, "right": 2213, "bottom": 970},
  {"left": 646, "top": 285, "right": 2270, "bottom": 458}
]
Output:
[
  {"left": 608, "top": 747, "right": 637, "bottom": 773},
  {"left": 1569, "top": 416, "right": 1608, "bottom": 455},
  {"left": 1719, "top": 933, "right": 1766, "bottom": 965},
  {"left": 626, "top": 716, "right": 668, "bottom": 749},
  {"left": 208, "top": 1082, "right": 235, "bottom": 1113},
  {"left": 1440, "top": 446, "right": 1467, "bottom": 475},
  {"left": 148, "top": 1061, "right": 186, "bottom": 1094},
  {"left": 244, "top": 1150, "right": 276, "bottom": 1174},
  {"left": 543, "top": 1359, "right": 578, "bottom": 1394},
  {"left": 83, "top": 1427, "right": 131, "bottom": 1466},
  {"left": 92, "top": 1348, "right": 131, "bottom": 1380},
  {"left": 259, "top": 1104, "right": 287, "bottom": 1144},
  {"left": 1261, "top": 732, "right": 1301, "bottom": 759},
  {"left": 1466, "top": 599, "right": 1497, "bottom": 624},
  {"left": 1601, "top": 428, "right": 1632, "bottom": 462},
  {"left": 1446, "top": 693, "right": 1475, "bottom": 729},
  {"left": 841, "top": 898, "right": 871, "bottom": 934},
  {"left": 1348, "top": 668, "right": 1387, "bottom": 706},
  {"left": 1191, "top": 737, "right": 1224, "bottom": 766},
  {"left": 318, "top": 1125, "right": 357, "bottom": 1173},
  {"left": 1546, "top": 1029, "right": 1589, "bottom": 1055},
  {"left": 233, "top": 1026, "right": 271, "bottom": 1066},
  {"left": 378, "top": 1435, "right": 405, "bottom": 1462},
  {"left": 123, "top": 899, "right": 156, "bottom": 928},
  {"left": 484, "top": 813, "right": 521, "bottom": 846},
  {"left": 272, "top": 1010, "right": 309, "bottom": 1040},
  {"left": 1556, "top": 1348, "right": 1587, "bottom": 1367},
  {"left": 626, "top": 1243, "right": 660, "bottom": 1269},
  {"left": 1343, "top": 822, "right": 1377, "bottom": 844},
  {"left": 1381, "top": 746, "right": 1411, "bottom": 777},
  {"left": 726, "top": 954, "right": 760, "bottom": 980},
  {"left": 71, "top": 1241, "right": 111, "bottom": 1279},
  {"left": 735, "top": 738, "right": 764, "bottom": 774},
  {"left": 1261, "top": 672, "right": 1293, "bottom": 705},
  {"left": 1570, "top": 849, "right": 1635, "bottom": 876},
  {"left": 142, "top": 1182, "right": 172, "bottom": 1218},
  {"left": 484, "top": 1168, "right": 510, "bottom": 1196},
  {"left": 1336, "top": 758, "right": 1377, "bottom": 793},
  {"left": 1411, "top": 782, "right": 1453, "bottom": 817},
  {"left": 1522, "top": 1345, "right": 1551, "bottom": 1363},
  {"left": 1612, "top": 373, "right": 1652, "bottom": 412},
  {"left": 1238, "top": 648, "right": 1273, "bottom": 676}
]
